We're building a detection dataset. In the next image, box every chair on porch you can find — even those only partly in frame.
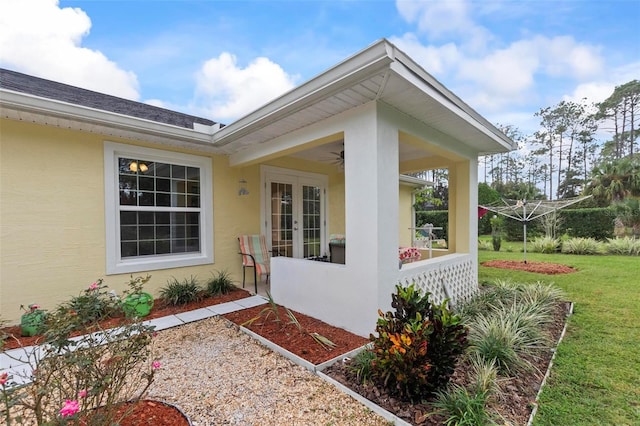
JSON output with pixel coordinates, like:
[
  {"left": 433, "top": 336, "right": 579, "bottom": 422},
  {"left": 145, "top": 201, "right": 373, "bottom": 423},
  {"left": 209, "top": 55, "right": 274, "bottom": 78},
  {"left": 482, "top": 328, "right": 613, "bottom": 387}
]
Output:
[{"left": 238, "top": 235, "right": 271, "bottom": 293}]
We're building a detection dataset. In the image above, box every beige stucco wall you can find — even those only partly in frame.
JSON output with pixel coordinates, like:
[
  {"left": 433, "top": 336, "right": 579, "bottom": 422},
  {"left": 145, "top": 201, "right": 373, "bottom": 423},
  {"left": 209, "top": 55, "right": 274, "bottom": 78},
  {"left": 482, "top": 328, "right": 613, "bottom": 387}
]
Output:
[{"left": 0, "top": 119, "right": 262, "bottom": 323}]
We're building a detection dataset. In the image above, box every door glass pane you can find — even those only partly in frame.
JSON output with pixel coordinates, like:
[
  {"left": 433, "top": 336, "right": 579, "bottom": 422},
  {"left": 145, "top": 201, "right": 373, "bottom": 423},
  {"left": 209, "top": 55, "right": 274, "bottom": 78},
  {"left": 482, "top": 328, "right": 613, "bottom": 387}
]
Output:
[
  {"left": 302, "top": 185, "right": 321, "bottom": 257},
  {"left": 271, "top": 182, "right": 293, "bottom": 257}
]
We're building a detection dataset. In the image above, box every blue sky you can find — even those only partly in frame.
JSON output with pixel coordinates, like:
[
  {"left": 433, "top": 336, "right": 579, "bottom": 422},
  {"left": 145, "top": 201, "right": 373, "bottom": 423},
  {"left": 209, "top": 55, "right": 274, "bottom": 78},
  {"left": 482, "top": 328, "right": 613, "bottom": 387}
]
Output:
[{"left": 1, "top": 0, "right": 638, "bottom": 136}]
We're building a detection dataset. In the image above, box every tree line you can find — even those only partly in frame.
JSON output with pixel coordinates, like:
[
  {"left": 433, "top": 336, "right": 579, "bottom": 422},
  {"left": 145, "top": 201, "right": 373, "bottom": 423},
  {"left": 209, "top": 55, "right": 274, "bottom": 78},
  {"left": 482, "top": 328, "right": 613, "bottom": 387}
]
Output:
[{"left": 481, "top": 79, "right": 640, "bottom": 205}]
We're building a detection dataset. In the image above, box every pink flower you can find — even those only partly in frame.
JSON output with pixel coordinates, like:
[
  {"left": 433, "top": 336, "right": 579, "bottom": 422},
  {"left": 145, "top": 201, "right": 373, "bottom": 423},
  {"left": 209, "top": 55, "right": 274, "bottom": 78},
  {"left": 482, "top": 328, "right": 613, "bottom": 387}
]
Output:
[
  {"left": 78, "top": 389, "right": 88, "bottom": 398},
  {"left": 88, "top": 282, "right": 99, "bottom": 291},
  {"left": 152, "top": 361, "right": 161, "bottom": 370},
  {"left": 0, "top": 372, "right": 8, "bottom": 386},
  {"left": 29, "top": 304, "right": 40, "bottom": 311},
  {"left": 59, "top": 399, "right": 79, "bottom": 417}
]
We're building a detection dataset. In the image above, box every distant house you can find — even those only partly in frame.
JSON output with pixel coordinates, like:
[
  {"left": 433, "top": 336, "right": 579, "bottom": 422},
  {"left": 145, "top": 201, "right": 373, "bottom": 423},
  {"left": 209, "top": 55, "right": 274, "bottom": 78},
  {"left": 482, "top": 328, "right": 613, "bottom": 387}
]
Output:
[{"left": 0, "top": 39, "right": 514, "bottom": 335}]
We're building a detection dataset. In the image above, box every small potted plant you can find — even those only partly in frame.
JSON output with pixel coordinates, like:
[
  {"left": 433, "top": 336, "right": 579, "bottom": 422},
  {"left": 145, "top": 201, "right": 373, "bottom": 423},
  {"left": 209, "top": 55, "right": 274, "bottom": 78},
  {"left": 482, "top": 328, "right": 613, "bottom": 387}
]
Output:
[
  {"left": 121, "top": 275, "right": 154, "bottom": 318},
  {"left": 20, "top": 303, "right": 47, "bottom": 337}
]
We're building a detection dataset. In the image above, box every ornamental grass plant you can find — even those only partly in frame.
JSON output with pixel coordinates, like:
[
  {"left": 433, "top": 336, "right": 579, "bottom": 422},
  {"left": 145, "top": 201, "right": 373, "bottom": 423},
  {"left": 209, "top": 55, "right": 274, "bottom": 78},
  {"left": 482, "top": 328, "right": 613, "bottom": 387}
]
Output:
[
  {"left": 560, "top": 237, "right": 605, "bottom": 255},
  {"left": 160, "top": 276, "right": 203, "bottom": 305},
  {"left": 529, "top": 236, "right": 561, "bottom": 253},
  {"left": 605, "top": 236, "right": 640, "bottom": 255}
]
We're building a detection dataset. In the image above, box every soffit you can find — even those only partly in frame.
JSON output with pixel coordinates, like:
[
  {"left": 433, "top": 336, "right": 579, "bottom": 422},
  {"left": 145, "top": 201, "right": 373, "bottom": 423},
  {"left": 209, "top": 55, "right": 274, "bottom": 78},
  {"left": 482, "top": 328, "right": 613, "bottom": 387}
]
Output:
[{"left": 218, "top": 40, "right": 515, "bottom": 158}]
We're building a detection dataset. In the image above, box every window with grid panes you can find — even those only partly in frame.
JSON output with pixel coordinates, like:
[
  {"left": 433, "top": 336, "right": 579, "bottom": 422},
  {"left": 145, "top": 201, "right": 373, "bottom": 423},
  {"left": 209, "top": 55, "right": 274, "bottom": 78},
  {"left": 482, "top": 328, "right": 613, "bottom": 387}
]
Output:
[{"left": 104, "top": 142, "right": 213, "bottom": 274}]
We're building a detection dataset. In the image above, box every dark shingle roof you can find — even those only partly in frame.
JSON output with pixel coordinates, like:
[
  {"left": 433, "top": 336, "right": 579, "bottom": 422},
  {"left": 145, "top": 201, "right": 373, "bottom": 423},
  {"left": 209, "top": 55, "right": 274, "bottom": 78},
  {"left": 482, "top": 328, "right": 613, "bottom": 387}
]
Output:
[{"left": 0, "top": 68, "right": 217, "bottom": 130}]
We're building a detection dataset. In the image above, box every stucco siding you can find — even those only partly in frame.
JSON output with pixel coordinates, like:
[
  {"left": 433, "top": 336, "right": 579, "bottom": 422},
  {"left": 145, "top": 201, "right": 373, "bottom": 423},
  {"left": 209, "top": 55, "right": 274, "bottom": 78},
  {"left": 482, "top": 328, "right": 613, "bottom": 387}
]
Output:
[
  {"left": 0, "top": 119, "right": 256, "bottom": 323},
  {"left": 399, "top": 184, "right": 414, "bottom": 247}
]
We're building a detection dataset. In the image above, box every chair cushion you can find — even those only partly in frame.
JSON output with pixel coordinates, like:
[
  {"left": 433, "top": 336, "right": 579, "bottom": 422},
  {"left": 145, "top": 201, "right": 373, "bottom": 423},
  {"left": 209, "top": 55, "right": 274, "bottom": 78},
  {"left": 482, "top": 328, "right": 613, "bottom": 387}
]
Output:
[{"left": 239, "top": 235, "right": 270, "bottom": 275}]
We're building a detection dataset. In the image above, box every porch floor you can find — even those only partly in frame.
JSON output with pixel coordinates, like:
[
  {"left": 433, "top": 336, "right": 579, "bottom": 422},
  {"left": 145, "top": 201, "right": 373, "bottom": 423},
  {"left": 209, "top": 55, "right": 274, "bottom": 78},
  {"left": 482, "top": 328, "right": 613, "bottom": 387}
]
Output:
[{"left": 241, "top": 278, "right": 270, "bottom": 298}]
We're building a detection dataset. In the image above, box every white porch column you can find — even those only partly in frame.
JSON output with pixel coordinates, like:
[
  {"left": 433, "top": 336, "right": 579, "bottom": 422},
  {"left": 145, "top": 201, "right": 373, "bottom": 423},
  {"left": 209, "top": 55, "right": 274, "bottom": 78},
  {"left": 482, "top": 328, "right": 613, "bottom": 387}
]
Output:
[
  {"left": 343, "top": 103, "right": 400, "bottom": 332},
  {"left": 270, "top": 102, "right": 401, "bottom": 337}
]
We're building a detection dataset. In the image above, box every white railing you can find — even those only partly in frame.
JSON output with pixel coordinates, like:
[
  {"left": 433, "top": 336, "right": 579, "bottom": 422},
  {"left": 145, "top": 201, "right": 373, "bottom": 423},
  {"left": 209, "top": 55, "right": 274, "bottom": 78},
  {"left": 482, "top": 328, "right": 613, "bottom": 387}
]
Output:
[{"left": 396, "top": 254, "right": 478, "bottom": 308}]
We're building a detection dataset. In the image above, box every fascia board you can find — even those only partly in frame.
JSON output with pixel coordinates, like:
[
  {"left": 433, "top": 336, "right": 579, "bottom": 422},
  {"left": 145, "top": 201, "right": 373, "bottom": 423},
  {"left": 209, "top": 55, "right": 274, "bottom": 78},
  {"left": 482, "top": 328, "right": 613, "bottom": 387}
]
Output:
[
  {"left": 0, "top": 89, "right": 216, "bottom": 146},
  {"left": 388, "top": 58, "right": 516, "bottom": 152},
  {"left": 213, "top": 40, "right": 394, "bottom": 146}
]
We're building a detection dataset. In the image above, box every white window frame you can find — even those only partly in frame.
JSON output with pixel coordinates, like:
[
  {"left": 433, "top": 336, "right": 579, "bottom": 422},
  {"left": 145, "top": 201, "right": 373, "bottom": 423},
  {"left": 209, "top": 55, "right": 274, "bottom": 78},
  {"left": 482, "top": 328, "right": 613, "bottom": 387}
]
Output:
[{"left": 104, "top": 142, "right": 213, "bottom": 274}]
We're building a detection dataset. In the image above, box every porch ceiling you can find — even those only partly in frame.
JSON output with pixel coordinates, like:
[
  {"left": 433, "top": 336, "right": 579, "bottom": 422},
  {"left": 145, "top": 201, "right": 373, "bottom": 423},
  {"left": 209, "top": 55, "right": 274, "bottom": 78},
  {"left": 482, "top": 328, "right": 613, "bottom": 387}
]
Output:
[{"left": 217, "top": 39, "right": 516, "bottom": 160}]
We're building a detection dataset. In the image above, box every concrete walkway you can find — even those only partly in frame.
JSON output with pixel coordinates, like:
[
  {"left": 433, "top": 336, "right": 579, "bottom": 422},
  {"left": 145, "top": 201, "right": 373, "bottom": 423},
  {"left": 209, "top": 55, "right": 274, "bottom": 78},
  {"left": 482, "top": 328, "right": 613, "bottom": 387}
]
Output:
[{"left": 0, "top": 295, "right": 267, "bottom": 385}]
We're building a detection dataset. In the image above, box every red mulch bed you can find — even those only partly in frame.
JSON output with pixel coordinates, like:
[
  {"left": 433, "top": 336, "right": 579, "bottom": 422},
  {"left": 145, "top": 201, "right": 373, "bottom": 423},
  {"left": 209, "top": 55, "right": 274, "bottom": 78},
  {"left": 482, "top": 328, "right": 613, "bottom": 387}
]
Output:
[
  {"left": 79, "top": 400, "right": 189, "bottom": 426},
  {"left": 482, "top": 259, "right": 577, "bottom": 274},
  {"left": 223, "top": 305, "right": 369, "bottom": 365},
  {"left": 1, "top": 288, "right": 251, "bottom": 350}
]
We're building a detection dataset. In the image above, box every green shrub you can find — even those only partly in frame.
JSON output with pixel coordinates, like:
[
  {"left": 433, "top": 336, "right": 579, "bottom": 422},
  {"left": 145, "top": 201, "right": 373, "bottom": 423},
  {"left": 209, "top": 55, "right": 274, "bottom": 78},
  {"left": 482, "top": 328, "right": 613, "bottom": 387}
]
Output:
[
  {"left": 504, "top": 216, "right": 542, "bottom": 241},
  {"left": 464, "top": 280, "right": 562, "bottom": 375},
  {"left": 416, "top": 210, "right": 449, "bottom": 240},
  {"left": 489, "top": 216, "right": 503, "bottom": 252},
  {"left": 160, "top": 276, "right": 202, "bottom": 305},
  {"left": 529, "top": 236, "right": 561, "bottom": 253},
  {"left": 433, "top": 355, "right": 499, "bottom": 426},
  {"left": 478, "top": 239, "right": 492, "bottom": 251},
  {"left": 558, "top": 208, "right": 614, "bottom": 240},
  {"left": 561, "top": 237, "right": 605, "bottom": 255},
  {"left": 433, "top": 385, "right": 492, "bottom": 426},
  {"left": 64, "top": 279, "right": 120, "bottom": 324},
  {"left": 457, "top": 283, "right": 519, "bottom": 322},
  {"left": 348, "top": 348, "right": 376, "bottom": 383},
  {"left": 369, "top": 284, "right": 468, "bottom": 401},
  {"left": 205, "top": 269, "right": 236, "bottom": 296},
  {"left": 467, "top": 315, "right": 530, "bottom": 375},
  {"left": 518, "top": 281, "right": 566, "bottom": 307},
  {"left": 606, "top": 236, "right": 640, "bottom": 256}
]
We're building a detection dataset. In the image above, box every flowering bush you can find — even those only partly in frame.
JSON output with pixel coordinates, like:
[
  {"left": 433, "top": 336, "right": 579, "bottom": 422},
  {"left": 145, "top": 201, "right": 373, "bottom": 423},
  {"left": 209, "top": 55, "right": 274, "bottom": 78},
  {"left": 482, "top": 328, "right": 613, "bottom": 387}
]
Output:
[
  {"left": 59, "top": 399, "right": 79, "bottom": 418},
  {"left": 1, "top": 278, "right": 158, "bottom": 425},
  {"left": 63, "top": 279, "right": 121, "bottom": 324}
]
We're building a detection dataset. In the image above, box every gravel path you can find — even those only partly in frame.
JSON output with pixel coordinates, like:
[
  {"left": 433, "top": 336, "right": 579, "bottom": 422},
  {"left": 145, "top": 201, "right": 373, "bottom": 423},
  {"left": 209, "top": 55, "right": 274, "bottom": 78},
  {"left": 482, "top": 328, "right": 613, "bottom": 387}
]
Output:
[{"left": 147, "top": 316, "right": 389, "bottom": 426}]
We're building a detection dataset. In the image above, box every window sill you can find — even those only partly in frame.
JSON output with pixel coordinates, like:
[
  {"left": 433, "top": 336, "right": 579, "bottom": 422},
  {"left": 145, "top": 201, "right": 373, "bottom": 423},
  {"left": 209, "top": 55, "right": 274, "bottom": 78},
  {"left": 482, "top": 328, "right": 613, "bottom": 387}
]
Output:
[{"left": 106, "top": 253, "right": 213, "bottom": 275}]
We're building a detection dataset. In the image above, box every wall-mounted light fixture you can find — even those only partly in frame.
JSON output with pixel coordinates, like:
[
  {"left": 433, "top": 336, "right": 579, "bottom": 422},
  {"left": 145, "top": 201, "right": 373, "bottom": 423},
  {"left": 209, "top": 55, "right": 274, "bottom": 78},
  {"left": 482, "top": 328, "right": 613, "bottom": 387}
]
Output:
[
  {"left": 238, "top": 178, "right": 249, "bottom": 196},
  {"left": 129, "top": 161, "right": 148, "bottom": 173}
]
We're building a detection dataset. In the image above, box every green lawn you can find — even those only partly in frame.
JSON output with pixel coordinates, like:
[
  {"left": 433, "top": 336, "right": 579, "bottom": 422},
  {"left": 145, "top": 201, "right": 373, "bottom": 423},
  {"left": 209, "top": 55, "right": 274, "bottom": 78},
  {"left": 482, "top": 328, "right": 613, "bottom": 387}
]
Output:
[{"left": 478, "top": 245, "right": 640, "bottom": 425}]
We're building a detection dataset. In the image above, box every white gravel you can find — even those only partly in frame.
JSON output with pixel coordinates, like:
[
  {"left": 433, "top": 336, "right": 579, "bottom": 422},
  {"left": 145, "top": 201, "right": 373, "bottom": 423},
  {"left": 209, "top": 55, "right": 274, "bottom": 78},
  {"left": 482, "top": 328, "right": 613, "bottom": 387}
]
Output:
[{"left": 147, "top": 316, "right": 389, "bottom": 426}]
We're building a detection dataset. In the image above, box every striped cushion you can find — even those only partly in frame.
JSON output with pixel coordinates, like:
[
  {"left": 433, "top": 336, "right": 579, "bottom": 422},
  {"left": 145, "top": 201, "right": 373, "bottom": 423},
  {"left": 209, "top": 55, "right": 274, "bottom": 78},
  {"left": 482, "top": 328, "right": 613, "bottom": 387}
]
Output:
[{"left": 238, "top": 235, "right": 270, "bottom": 276}]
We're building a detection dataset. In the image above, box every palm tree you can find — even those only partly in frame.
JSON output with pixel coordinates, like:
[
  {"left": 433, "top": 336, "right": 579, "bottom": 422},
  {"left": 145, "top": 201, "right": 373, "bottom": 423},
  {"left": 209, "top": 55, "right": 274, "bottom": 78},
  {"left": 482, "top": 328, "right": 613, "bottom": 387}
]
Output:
[{"left": 587, "top": 155, "right": 640, "bottom": 205}]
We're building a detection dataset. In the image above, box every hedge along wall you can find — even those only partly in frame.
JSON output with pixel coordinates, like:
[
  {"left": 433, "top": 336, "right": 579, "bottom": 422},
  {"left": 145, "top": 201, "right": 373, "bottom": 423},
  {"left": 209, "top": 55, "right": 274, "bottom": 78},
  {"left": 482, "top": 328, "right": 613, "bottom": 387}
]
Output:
[
  {"left": 557, "top": 208, "right": 615, "bottom": 240},
  {"left": 416, "top": 210, "right": 449, "bottom": 241}
]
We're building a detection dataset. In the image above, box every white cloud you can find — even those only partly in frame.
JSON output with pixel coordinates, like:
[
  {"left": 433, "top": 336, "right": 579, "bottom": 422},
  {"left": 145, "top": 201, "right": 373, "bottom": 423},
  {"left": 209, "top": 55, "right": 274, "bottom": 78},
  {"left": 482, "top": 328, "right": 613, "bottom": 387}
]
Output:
[
  {"left": 393, "top": 1, "right": 605, "bottom": 114},
  {"left": 539, "top": 36, "right": 603, "bottom": 79},
  {"left": 452, "top": 35, "right": 604, "bottom": 111},
  {"left": 390, "top": 33, "right": 460, "bottom": 75},
  {"left": 563, "top": 61, "right": 640, "bottom": 108},
  {"left": 395, "top": 0, "right": 493, "bottom": 51},
  {"left": 195, "top": 52, "right": 298, "bottom": 122},
  {"left": 0, "top": 0, "right": 138, "bottom": 99}
]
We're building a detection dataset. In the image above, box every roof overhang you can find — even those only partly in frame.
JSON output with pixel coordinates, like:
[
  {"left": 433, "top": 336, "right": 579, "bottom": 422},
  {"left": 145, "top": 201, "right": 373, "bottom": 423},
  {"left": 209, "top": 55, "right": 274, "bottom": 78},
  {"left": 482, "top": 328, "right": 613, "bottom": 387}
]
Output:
[
  {"left": 0, "top": 89, "right": 221, "bottom": 152},
  {"left": 215, "top": 39, "right": 516, "bottom": 156},
  {"left": 1, "top": 39, "right": 516, "bottom": 159}
]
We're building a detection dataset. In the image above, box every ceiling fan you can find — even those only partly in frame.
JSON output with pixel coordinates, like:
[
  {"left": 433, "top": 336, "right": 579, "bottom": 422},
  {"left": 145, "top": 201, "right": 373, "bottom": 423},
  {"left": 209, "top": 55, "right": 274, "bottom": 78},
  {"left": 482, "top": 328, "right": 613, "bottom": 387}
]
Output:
[{"left": 330, "top": 147, "right": 344, "bottom": 169}]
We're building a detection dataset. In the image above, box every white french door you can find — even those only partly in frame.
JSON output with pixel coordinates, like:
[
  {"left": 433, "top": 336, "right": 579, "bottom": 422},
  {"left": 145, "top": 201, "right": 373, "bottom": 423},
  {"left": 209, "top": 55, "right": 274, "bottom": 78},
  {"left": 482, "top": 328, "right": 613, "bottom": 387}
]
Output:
[{"left": 262, "top": 167, "right": 327, "bottom": 259}]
